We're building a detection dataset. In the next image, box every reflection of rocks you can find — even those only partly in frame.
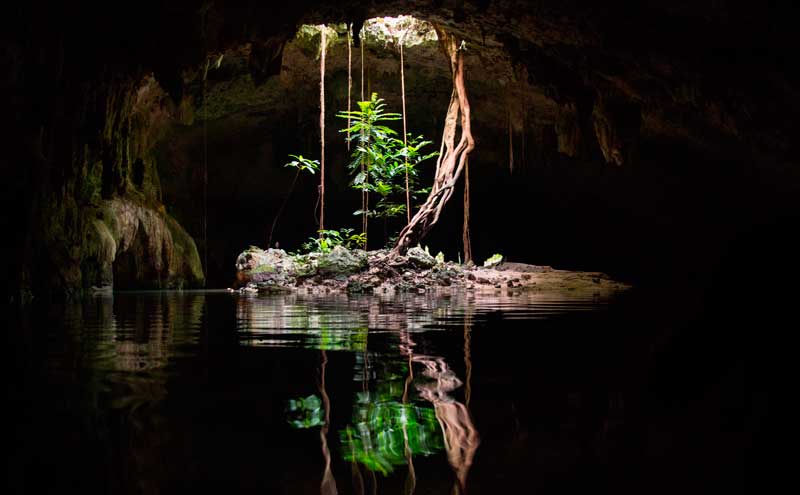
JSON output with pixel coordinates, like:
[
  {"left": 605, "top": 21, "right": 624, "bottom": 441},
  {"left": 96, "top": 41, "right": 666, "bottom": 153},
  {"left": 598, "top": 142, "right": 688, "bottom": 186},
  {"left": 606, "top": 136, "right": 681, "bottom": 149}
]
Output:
[
  {"left": 234, "top": 290, "right": 615, "bottom": 349},
  {"left": 111, "top": 293, "right": 205, "bottom": 372},
  {"left": 46, "top": 293, "right": 206, "bottom": 494}
]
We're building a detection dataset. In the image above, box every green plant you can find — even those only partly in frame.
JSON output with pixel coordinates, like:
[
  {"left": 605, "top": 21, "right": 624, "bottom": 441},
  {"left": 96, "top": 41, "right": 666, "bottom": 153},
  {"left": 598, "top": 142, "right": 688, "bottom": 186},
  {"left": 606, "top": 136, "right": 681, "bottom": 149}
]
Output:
[
  {"left": 338, "top": 93, "right": 437, "bottom": 241},
  {"left": 301, "top": 228, "right": 366, "bottom": 253},
  {"left": 267, "top": 154, "right": 321, "bottom": 248},
  {"left": 284, "top": 154, "right": 320, "bottom": 174}
]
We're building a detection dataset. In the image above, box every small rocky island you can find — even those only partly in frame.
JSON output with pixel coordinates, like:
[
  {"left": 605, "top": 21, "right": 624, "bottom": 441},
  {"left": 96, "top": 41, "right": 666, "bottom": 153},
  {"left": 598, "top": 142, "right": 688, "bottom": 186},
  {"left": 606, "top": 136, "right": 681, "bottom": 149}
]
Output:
[{"left": 232, "top": 246, "right": 630, "bottom": 296}]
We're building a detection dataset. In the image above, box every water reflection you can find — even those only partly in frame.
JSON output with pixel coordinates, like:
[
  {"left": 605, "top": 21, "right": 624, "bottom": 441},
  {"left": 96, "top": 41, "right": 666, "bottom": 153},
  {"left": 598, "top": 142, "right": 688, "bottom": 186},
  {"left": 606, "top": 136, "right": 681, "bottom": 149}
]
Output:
[
  {"left": 236, "top": 291, "right": 606, "bottom": 348},
  {"left": 233, "top": 290, "right": 610, "bottom": 494},
  {"left": 12, "top": 289, "right": 617, "bottom": 494},
  {"left": 247, "top": 294, "right": 539, "bottom": 493}
]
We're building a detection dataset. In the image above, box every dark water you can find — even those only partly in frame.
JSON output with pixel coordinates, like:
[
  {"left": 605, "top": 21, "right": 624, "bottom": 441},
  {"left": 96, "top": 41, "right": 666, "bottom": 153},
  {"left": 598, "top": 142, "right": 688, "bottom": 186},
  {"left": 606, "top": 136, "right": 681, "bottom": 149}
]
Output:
[{"left": 9, "top": 289, "right": 773, "bottom": 494}]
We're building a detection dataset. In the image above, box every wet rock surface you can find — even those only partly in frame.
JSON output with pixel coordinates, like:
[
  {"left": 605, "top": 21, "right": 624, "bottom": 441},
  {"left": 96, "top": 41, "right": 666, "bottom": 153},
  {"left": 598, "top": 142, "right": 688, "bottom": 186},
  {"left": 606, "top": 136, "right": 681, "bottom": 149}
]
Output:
[{"left": 233, "top": 247, "right": 630, "bottom": 296}]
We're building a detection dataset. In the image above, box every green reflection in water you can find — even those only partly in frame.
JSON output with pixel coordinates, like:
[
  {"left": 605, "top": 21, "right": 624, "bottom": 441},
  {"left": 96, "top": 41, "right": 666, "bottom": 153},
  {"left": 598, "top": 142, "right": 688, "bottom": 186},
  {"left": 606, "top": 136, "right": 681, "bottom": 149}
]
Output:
[
  {"left": 286, "top": 394, "right": 325, "bottom": 428},
  {"left": 340, "top": 394, "right": 442, "bottom": 475},
  {"left": 316, "top": 325, "right": 368, "bottom": 351}
]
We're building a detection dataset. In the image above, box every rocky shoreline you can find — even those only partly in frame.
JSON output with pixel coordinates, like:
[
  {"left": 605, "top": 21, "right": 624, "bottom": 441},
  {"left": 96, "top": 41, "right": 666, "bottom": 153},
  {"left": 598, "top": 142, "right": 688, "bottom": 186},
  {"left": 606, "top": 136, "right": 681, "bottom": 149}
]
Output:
[{"left": 231, "top": 246, "right": 631, "bottom": 296}]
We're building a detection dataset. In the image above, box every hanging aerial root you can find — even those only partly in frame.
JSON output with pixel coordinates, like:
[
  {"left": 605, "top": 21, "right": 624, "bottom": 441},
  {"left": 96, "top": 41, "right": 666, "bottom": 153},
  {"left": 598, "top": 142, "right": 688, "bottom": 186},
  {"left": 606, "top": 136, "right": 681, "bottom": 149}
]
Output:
[
  {"left": 392, "top": 28, "right": 474, "bottom": 255},
  {"left": 463, "top": 155, "right": 472, "bottom": 263},
  {"left": 400, "top": 41, "right": 411, "bottom": 224},
  {"left": 319, "top": 27, "right": 326, "bottom": 234},
  {"left": 347, "top": 24, "right": 352, "bottom": 151}
]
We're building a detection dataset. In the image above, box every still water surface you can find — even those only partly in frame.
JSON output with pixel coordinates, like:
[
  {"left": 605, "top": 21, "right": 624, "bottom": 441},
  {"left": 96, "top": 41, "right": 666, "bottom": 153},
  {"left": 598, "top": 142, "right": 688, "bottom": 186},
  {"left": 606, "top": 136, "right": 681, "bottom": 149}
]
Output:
[{"left": 11, "top": 290, "right": 658, "bottom": 493}]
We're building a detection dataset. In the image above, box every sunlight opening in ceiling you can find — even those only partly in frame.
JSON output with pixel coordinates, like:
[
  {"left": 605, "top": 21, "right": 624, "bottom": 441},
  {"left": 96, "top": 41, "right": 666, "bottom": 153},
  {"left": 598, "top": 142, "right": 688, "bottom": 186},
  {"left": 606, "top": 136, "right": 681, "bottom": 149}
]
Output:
[{"left": 296, "top": 15, "right": 437, "bottom": 51}]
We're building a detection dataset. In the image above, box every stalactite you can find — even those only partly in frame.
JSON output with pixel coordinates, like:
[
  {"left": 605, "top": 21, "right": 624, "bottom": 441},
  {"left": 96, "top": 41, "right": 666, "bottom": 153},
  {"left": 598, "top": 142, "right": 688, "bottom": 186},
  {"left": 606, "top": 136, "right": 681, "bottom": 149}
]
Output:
[
  {"left": 319, "top": 27, "right": 326, "bottom": 234},
  {"left": 393, "top": 28, "right": 475, "bottom": 254},
  {"left": 400, "top": 41, "right": 411, "bottom": 224}
]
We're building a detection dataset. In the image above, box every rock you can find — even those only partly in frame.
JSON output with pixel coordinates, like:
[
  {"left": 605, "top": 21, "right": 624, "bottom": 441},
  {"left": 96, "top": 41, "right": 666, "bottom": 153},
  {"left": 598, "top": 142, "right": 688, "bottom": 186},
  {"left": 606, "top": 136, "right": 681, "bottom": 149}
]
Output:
[
  {"left": 235, "top": 247, "right": 302, "bottom": 288},
  {"left": 407, "top": 246, "right": 436, "bottom": 268},
  {"left": 592, "top": 94, "right": 641, "bottom": 166},
  {"left": 90, "top": 199, "right": 204, "bottom": 289},
  {"left": 235, "top": 247, "right": 295, "bottom": 272},
  {"left": 317, "top": 245, "right": 367, "bottom": 275}
]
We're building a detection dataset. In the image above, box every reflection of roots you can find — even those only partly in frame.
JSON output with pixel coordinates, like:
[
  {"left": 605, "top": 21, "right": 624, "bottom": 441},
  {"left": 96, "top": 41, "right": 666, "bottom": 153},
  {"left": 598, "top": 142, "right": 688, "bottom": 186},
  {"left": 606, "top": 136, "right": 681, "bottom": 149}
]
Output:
[
  {"left": 435, "top": 402, "right": 479, "bottom": 492},
  {"left": 319, "top": 351, "right": 338, "bottom": 495},
  {"left": 320, "top": 427, "right": 337, "bottom": 495},
  {"left": 413, "top": 355, "right": 479, "bottom": 493}
]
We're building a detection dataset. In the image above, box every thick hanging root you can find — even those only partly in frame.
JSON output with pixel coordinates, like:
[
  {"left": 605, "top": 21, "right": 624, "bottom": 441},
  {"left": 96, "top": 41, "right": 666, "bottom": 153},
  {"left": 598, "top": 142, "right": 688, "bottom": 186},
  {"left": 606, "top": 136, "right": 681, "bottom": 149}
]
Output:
[{"left": 393, "top": 28, "right": 474, "bottom": 255}]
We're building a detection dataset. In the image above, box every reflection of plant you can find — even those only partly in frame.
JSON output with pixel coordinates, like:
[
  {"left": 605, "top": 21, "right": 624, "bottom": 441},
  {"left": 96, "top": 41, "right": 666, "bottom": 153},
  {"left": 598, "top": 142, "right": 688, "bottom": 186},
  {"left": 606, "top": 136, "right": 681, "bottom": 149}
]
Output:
[
  {"left": 286, "top": 394, "right": 324, "bottom": 428},
  {"left": 340, "top": 391, "right": 442, "bottom": 475},
  {"left": 301, "top": 228, "right": 366, "bottom": 253},
  {"left": 312, "top": 324, "right": 367, "bottom": 352}
]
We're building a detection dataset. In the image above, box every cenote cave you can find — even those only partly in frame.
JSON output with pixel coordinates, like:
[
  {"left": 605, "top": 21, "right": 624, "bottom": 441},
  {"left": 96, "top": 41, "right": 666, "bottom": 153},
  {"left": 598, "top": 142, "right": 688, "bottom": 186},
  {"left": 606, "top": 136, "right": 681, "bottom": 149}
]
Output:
[{"left": 5, "top": 1, "right": 798, "bottom": 494}]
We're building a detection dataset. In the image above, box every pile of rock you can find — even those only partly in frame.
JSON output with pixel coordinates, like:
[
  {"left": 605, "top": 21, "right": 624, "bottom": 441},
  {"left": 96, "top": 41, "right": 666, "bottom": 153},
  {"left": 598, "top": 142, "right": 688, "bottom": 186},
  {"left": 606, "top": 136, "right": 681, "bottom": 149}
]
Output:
[
  {"left": 233, "top": 245, "right": 469, "bottom": 294},
  {"left": 232, "top": 245, "right": 630, "bottom": 295}
]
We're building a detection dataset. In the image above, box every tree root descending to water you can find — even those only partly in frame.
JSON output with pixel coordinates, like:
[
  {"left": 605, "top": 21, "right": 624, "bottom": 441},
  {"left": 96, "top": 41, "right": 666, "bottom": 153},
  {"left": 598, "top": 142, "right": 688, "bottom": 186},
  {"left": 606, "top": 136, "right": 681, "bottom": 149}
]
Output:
[{"left": 393, "top": 27, "right": 475, "bottom": 255}]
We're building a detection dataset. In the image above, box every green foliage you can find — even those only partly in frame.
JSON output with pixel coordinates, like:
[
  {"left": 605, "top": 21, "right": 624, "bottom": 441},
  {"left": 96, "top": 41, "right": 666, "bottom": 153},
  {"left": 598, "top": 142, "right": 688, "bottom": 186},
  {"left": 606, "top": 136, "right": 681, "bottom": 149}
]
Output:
[
  {"left": 301, "top": 228, "right": 366, "bottom": 253},
  {"left": 337, "top": 93, "right": 437, "bottom": 221},
  {"left": 284, "top": 154, "right": 320, "bottom": 174}
]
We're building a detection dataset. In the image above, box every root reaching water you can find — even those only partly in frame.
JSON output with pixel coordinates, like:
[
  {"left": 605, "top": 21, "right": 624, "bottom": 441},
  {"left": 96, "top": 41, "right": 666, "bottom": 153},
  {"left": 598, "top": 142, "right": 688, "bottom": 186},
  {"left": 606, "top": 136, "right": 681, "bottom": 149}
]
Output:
[
  {"left": 319, "top": 27, "right": 327, "bottom": 233},
  {"left": 393, "top": 28, "right": 474, "bottom": 254}
]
